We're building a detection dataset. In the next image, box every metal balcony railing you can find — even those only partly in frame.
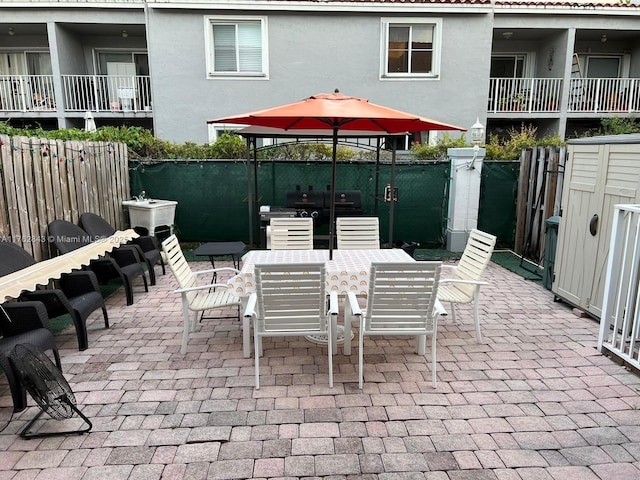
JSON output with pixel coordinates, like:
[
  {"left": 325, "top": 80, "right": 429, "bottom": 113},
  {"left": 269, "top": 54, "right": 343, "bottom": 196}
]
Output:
[
  {"left": 568, "top": 77, "right": 640, "bottom": 113},
  {"left": 488, "top": 78, "right": 563, "bottom": 114},
  {"left": 61, "top": 74, "right": 152, "bottom": 113},
  {"left": 0, "top": 75, "right": 56, "bottom": 112},
  {"left": 489, "top": 77, "right": 640, "bottom": 114}
]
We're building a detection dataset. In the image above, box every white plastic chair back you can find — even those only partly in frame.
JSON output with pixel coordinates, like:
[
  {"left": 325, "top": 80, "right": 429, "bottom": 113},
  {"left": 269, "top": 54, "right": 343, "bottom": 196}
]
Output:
[
  {"left": 162, "top": 234, "right": 197, "bottom": 302},
  {"left": 336, "top": 217, "right": 380, "bottom": 250},
  {"left": 269, "top": 218, "right": 314, "bottom": 250},
  {"left": 450, "top": 229, "right": 497, "bottom": 299}
]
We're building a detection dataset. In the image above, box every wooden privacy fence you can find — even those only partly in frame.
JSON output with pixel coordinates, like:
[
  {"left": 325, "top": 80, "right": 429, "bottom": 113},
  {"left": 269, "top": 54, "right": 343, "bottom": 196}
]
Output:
[
  {"left": 515, "top": 146, "right": 567, "bottom": 264},
  {"left": 0, "top": 134, "right": 129, "bottom": 262}
]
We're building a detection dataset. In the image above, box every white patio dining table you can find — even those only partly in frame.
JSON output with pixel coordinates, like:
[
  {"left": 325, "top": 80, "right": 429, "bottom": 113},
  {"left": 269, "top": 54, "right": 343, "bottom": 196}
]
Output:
[{"left": 228, "top": 248, "right": 446, "bottom": 357}]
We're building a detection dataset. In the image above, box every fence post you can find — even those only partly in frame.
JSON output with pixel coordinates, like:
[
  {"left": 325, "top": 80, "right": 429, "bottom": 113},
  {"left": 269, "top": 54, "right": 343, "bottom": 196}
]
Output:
[{"left": 445, "top": 147, "right": 485, "bottom": 252}]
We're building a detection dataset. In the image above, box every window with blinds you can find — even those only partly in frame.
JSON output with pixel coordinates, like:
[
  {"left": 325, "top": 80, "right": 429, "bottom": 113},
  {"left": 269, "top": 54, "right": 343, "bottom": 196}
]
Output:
[{"left": 207, "top": 17, "right": 266, "bottom": 77}]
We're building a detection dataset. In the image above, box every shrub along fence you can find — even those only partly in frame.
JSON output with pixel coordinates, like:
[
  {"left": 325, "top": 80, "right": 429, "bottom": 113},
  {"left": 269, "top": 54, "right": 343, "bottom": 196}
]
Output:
[{"left": 0, "top": 134, "right": 129, "bottom": 261}]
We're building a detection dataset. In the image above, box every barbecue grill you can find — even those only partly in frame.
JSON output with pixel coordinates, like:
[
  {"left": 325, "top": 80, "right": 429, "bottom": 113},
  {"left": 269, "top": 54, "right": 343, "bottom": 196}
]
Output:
[
  {"left": 285, "top": 187, "right": 364, "bottom": 225},
  {"left": 259, "top": 187, "right": 364, "bottom": 248}
]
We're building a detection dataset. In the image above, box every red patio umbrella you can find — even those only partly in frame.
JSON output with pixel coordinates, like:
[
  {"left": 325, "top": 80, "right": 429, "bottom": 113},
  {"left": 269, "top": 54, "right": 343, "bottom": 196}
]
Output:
[{"left": 210, "top": 90, "right": 467, "bottom": 256}]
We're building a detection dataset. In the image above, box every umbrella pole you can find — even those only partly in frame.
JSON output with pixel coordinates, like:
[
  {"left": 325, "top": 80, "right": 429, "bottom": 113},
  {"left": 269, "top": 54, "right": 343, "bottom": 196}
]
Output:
[
  {"left": 246, "top": 137, "right": 254, "bottom": 247},
  {"left": 329, "top": 127, "right": 338, "bottom": 260},
  {"left": 374, "top": 137, "right": 381, "bottom": 216},
  {"left": 388, "top": 144, "right": 396, "bottom": 248}
]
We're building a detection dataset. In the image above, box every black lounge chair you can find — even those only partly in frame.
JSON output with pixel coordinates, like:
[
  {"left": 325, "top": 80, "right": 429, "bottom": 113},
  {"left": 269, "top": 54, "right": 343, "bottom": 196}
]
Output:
[
  {"left": 79, "top": 212, "right": 165, "bottom": 286},
  {"left": 47, "top": 220, "right": 148, "bottom": 306},
  {"left": 0, "top": 301, "right": 62, "bottom": 413},
  {"left": 0, "top": 241, "right": 109, "bottom": 351}
]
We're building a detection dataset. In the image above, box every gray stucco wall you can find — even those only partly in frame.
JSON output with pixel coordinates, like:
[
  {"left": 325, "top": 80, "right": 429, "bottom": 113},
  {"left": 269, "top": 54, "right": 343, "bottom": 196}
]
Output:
[{"left": 147, "top": 9, "right": 492, "bottom": 144}]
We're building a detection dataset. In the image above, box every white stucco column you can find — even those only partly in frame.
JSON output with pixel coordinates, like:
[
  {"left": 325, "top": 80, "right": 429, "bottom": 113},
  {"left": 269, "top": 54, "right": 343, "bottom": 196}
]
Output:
[{"left": 445, "top": 147, "right": 485, "bottom": 252}]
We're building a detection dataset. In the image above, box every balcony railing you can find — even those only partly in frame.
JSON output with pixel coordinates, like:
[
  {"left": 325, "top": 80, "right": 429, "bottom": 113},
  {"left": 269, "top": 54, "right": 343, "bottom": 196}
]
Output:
[
  {"left": 488, "top": 78, "right": 563, "bottom": 114},
  {"left": 569, "top": 77, "right": 640, "bottom": 113},
  {"left": 0, "top": 75, "right": 56, "bottom": 112},
  {"left": 489, "top": 77, "right": 640, "bottom": 114},
  {"left": 61, "top": 74, "right": 152, "bottom": 113}
]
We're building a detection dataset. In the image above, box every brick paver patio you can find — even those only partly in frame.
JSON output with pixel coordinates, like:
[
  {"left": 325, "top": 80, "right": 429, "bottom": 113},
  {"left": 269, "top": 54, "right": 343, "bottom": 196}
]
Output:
[{"left": 1, "top": 258, "right": 640, "bottom": 479}]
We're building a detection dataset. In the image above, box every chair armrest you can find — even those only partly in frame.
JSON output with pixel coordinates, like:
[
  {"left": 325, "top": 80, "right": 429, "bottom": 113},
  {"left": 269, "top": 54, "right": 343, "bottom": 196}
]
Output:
[
  {"left": 193, "top": 267, "right": 240, "bottom": 276},
  {"left": 20, "top": 289, "right": 73, "bottom": 314},
  {"left": 132, "top": 236, "right": 159, "bottom": 253},
  {"left": 174, "top": 283, "right": 232, "bottom": 294},
  {"left": 59, "top": 270, "right": 101, "bottom": 295},
  {"left": 110, "top": 245, "right": 143, "bottom": 266},
  {"left": 440, "top": 278, "right": 489, "bottom": 286},
  {"left": 0, "top": 301, "right": 51, "bottom": 336},
  {"left": 328, "top": 291, "right": 339, "bottom": 316},
  {"left": 346, "top": 291, "right": 362, "bottom": 316},
  {"left": 243, "top": 293, "right": 258, "bottom": 318}
]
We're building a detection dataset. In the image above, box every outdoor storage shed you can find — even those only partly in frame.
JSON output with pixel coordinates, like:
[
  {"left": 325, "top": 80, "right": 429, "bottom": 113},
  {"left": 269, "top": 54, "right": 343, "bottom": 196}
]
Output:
[{"left": 553, "top": 133, "right": 640, "bottom": 318}]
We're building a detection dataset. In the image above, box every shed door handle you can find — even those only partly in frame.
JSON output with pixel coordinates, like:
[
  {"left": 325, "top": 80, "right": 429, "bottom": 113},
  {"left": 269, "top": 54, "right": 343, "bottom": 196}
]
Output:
[{"left": 589, "top": 214, "right": 598, "bottom": 236}]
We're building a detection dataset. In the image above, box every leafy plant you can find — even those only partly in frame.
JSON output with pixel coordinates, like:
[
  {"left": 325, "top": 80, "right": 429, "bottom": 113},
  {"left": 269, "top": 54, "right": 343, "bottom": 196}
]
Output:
[
  {"left": 410, "top": 133, "right": 469, "bottom": 160},
  {"left": 599, "top": 116, "right": 640, "bottom": 135}
]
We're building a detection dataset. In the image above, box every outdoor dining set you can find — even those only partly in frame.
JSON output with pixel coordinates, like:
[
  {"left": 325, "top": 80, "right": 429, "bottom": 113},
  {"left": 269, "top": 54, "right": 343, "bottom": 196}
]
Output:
[
  {"left": 160, "top": 216, "right": 497, "bottom": 391},
  {"left": 0, "top": 211, "right": 496, "bottom": 416}
]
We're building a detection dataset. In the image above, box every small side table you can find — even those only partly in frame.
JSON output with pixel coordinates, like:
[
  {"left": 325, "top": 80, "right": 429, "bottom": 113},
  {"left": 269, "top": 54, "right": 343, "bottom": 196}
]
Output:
[{"left": 193, "top": 241, "right": 247, "bottom": 282}]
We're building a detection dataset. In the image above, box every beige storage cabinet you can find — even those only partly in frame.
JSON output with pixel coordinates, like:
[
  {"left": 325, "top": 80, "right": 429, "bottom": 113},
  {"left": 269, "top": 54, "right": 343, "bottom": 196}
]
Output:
[{"left": 553, "top": 134, "right": 640, "bottom": 318}]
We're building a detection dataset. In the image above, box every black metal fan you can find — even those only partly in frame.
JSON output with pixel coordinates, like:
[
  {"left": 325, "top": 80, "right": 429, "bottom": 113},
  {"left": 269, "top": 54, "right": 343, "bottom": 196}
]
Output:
[{"left": 10, "top": 343, "right": 92, "bottom": 439}]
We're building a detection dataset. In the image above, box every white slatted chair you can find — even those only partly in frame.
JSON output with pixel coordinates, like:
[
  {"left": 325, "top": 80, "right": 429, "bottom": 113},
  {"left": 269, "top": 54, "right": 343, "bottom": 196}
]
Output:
[
  {"left": 336, "top": 217, "right": 381, "bottom": 250},
  {"left": 268, "top": 218, "right": 314, "bottom": 250},
  {"left": 243, "top": 262, "right": 338, "bottom": 389},
  {"left": 345, "top": 261, "right": 442, "bottom": 389},
  {"left": 437, "top": 229, "right": 497, "bottom": 343},
  {"left": 161, "top": 235, "right": 242, "bottom": 354}
]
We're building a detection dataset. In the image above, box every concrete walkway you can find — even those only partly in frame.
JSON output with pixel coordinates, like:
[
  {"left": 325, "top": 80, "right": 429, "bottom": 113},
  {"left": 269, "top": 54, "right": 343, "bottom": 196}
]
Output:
[{"left": 1, "top": 259, "right": 640, "bottom": 480}]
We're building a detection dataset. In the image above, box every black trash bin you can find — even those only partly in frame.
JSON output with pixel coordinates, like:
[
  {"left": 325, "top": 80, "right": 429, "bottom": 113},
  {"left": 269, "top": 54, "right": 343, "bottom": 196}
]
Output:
[{"left": 543, "top": 216, "right": 561, "bottom": 290}]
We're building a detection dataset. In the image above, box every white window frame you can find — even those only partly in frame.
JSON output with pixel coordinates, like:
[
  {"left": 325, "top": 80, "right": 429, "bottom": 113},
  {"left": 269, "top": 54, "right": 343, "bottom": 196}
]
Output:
[
  {"left": 380, "top": 17, "right": 442, "bottom": 80},
  {"left": 208, "top": 123, "right": 273, "bottom": 148},
  {"left": 205, "top": 16, "right": 268, "bottom": 79}
]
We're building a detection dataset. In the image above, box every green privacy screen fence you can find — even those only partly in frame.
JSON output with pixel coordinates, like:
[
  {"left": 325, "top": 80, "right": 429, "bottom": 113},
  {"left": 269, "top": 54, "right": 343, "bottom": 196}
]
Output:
[{"left": 129, "top": 159, "right": 519, "bottom": 247}]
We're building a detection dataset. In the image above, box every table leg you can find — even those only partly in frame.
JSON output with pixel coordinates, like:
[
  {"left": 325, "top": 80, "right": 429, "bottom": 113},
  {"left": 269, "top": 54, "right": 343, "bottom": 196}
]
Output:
[{"left": 241, "top": 297, "right": 251, "bottom": 358}]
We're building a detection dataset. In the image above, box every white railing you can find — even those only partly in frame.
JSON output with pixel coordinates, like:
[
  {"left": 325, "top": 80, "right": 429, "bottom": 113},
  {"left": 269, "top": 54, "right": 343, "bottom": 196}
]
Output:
[
  {"left": 61, "top": 74, "right": 152, "bottom": 113},
  {"left": 488, "top": 78, "right": 563, "bottom": 113},
  {"left": 0, "top": 75, "right": 56, "bottom": 112},
  {"left": 569, "top": 77, "right": 640, "bottom": 113},
  {"left": 599, "top": 204, "right": 640, "bottom": 370}
]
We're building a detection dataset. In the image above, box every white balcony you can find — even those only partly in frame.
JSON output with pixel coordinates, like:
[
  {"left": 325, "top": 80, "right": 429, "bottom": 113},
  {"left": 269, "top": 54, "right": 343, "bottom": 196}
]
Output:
[
  {"left": 568, "top": 77, "right": 640, "bottom": 113},
  {"left": 61, "top": 74, "right": 152, "bottom": 113},
  {"left": 0, "top": 75, "right": 56, "bottom": 112},
  {"left": 488, "top": 77, "right": 640, "bottom": 115},
  {"left": 488, "top": 78, "right": 563, "bottom": 114}
]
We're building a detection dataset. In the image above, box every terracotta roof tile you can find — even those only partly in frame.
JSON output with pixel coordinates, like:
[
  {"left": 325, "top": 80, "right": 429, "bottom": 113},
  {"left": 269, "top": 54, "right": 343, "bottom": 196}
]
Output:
[
  {"left": 495, "top": 1, "right": 640, "bottom": 8},
  {"left": 279, "top": 0, "right": 492, "bottom": 4}
]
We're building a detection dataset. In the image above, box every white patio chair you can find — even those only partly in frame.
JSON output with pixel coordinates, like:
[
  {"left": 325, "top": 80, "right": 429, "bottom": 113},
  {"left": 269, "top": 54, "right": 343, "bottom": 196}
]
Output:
[
  {"left": 268, "top": 218, "right": 314, "bottom": 250},
  {"left": 345, "top": 261, "right": 442, "bottom": 389},
  {"left": 243, "top": 262, "right": 338, "bottom": 389},
  {"left": 336, "top": 217, "right": 380, "bottom": 249},
  {"left": 161, "top": 235, "right": 242, "bottom": 354},
  {"left": 437, "top": 229, "right": 497, "bottom": 343}
]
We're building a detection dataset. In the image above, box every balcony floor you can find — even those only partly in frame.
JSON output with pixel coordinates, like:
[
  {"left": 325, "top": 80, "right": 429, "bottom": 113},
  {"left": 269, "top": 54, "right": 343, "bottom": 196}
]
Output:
[{"left": 1, "top": 256, "right": 640, "bottom": 479}]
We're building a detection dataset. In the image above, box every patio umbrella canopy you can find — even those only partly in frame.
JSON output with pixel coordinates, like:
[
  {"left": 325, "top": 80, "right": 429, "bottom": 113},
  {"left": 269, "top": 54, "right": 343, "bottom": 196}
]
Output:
[{"left": 209, "top": 90, "right": 466, "bottom": 256}]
